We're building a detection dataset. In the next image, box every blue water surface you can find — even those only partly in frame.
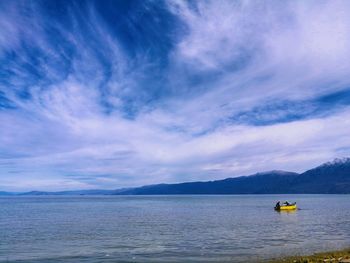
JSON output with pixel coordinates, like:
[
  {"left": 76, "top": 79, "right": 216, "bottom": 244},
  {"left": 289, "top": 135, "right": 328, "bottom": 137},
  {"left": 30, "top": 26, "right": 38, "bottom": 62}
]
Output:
[{"left": 0, "top": 195, "right": 349, "bottom": 262}]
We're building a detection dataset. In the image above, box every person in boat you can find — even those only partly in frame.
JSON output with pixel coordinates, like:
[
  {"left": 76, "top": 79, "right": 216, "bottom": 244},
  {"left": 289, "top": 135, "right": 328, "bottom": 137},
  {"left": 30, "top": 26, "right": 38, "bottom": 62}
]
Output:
[
  {"left": 275, "top": 201, "right": 281, "bottom": 209},
  {"left": 284, "top": 201, "right": 290, "bottom": 206}
]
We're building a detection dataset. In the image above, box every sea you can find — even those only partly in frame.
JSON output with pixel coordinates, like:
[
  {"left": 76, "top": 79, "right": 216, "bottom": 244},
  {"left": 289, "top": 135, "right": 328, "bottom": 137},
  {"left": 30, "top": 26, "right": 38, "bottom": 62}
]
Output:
[{"left": 0, "top": 195, "right": 349, "bottom": 262}]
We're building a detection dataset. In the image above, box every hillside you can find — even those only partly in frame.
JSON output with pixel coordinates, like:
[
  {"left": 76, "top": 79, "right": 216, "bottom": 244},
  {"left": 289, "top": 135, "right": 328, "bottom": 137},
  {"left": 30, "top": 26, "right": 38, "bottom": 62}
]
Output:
[
  {"left": 115, "top": 158, "right": 350, "bottom": 195},
  {"left": 116, "top": 171, "right": 299, "bottom": 195},
  {"left": 290, "top": 158, "right": 350, "bottom": 194},
  {"left": 2, "top": 158, "right": 350, "bottom": 195}
]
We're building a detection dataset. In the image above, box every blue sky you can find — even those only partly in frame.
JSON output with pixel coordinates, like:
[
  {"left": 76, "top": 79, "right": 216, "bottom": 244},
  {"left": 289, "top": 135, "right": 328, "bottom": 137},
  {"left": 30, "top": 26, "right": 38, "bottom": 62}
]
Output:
[{"left": 1, "top": 0, "right": 350, "bottom": 191}]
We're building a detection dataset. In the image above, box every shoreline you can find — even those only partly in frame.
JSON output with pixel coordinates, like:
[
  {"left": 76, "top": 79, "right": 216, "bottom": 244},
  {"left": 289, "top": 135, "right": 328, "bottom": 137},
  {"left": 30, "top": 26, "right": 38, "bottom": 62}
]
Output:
[{"left": 268, "top": 248, "right": 350, "bottom": 263}]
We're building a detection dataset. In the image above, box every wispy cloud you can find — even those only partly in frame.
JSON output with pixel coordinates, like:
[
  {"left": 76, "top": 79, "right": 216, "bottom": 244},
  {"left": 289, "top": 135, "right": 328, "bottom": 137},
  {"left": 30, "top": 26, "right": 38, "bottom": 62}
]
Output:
[{"left": 1, "top": 0, "right": 350, "bottom": 191}]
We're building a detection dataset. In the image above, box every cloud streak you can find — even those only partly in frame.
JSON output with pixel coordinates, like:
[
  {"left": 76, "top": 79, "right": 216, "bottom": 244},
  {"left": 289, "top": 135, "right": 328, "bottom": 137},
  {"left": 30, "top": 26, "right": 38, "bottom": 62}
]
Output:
[{"left": 1, "top": 0, "right": 350, "bottom": 191}]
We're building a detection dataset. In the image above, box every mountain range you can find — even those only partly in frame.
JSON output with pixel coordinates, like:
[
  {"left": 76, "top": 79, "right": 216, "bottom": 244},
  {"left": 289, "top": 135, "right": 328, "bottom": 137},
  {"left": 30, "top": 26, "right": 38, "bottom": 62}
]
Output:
[{"left": 2, "top": 158, "right": 350, "bottom": 195}]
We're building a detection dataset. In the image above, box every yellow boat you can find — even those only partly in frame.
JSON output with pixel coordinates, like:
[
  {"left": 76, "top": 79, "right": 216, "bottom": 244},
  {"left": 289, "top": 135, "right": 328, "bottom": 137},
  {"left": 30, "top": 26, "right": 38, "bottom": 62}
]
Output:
[
  {"left": 278, "top": 204, "right": 297, "bottom": 210},
  {"left": 274, "top": 202, "right": 297, "bottom": 211}
]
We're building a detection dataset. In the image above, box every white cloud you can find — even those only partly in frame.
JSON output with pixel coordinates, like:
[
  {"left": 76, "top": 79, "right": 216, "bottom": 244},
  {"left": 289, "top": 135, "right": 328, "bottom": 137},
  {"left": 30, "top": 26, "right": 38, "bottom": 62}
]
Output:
[
  {"left": 170, "top": 0, "right": 350, "bottom": 99},
  {"left": 1, "top": 1, "right": 350, "bottom": 191}
]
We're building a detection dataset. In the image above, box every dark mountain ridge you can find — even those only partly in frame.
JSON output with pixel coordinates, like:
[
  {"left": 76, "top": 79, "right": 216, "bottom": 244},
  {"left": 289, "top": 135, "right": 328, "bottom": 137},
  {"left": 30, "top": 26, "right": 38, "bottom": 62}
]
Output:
[
  {"left": 114, "top": 158, "right": 350, "bottom": 194},
  {"left": 290, "top": 158, "right": 350, "bottom": 194},
  {"left": 117, "top": 171, "right": 299, "bottom": 195},
  {"left": 2, "top": 158, "right": 350, "bottom": 195},
  {"left": 0, "top": 191, "right": 15, "bottom": 196}
]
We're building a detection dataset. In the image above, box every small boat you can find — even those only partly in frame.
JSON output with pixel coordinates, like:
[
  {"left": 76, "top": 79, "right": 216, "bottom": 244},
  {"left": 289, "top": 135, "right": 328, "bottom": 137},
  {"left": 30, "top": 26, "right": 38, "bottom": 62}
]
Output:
[{"left": 274, "top": 201, "right": 297, "bottom": 211}]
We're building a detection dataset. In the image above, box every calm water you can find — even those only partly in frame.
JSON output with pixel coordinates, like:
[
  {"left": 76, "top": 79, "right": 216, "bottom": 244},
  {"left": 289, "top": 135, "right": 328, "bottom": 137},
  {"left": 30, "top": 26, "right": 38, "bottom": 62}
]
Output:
[{"left": 0, "top": 195, "right": 350, "bottom": 262}]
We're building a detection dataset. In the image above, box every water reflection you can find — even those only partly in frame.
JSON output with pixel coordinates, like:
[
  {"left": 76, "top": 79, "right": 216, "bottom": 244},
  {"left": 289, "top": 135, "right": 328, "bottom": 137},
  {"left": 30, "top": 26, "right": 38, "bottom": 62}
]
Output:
[
  {"left": 0, "top": 195, "right": 349, "bottom": 262},
  {"left": 275, "top": 209, "right": 297, "bottom": 214}
]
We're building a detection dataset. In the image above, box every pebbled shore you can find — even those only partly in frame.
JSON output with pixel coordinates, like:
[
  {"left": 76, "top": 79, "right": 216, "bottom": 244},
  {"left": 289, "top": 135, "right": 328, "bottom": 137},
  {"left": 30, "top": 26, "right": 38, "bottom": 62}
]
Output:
[{"left": 268, "top": 248, "right": 350, "bottom": 263}]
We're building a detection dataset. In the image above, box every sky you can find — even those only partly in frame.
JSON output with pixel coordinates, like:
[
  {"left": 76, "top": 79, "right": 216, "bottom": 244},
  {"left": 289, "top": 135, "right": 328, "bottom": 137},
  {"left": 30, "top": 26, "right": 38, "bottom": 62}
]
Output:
[{"left": 1, "top": 0, "right": 350, "bottom": 191}]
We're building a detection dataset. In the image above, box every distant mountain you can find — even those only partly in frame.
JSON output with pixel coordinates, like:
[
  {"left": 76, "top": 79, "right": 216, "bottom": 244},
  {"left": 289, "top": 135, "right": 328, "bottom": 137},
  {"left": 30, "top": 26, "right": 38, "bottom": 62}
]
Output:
[
  {"left": 3, "top": 158, "right": 350, "bottom": 195},
  {"left": 18, "top": 189, "right": 127, "bottom": 196},
  {"left": 115, "top": 171, "right": 299, "bottom": 195},
  {"left": 290, "top": 158, "right": 350, "bottom": 194},
  {"left": 114, "top": 158, "right": 350, "bottom": 195},
  {"left": 0, "top": 191, "right": 15, "bottom": 196}
]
